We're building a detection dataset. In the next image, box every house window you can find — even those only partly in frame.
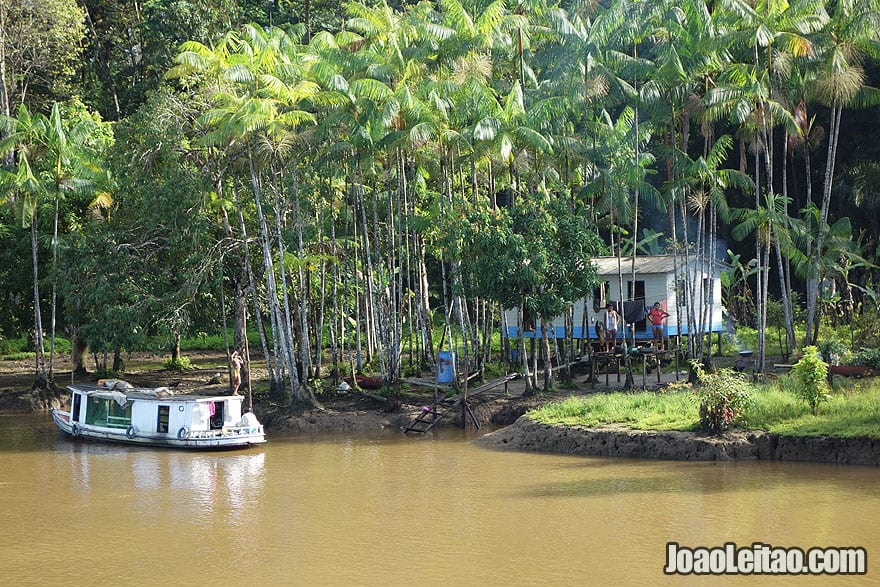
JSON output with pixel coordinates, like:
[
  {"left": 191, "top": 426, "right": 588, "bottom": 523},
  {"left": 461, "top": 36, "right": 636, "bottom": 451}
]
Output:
[
  {"left": 627, "top": 280, "right": 647, "bottom": 329},
  {"left": 627, "top": 280, "right": 645, "bottom": 301},
  {"left": 157, "top": 405, "right": 170, "bottom": 433}
]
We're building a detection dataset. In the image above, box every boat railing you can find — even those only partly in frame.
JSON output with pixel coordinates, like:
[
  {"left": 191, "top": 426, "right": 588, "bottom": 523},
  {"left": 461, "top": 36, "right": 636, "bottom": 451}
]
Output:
[
  {"left": 106, "top": 416, "right": 131, "bottom": 428},
  {"left": 187, "top": 425, "right": 264, "bottom": 440}
]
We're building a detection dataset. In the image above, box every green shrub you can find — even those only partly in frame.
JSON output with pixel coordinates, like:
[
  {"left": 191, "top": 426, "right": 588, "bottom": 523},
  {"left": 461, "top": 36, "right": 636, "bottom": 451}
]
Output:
[
  {"left": 817, "top": 338, "right": 850, "bottom": 365},
  {"left": 0, "top": 337, "right": 27, "bottom": 355},
  {"left": 163, "top": 356, "right": 193, "bottom": 371},
  {"left": 688, "top": 362, "right": 753, "bottom": 435},
  {"left": 309, "top": 378, "right": 326, "bottom": 396},
  {"left": 791, "top": 346, "right": 831, "bottom": 415},
  {"left": 852, "top": 348, "right": 880, "bottom": 370}
]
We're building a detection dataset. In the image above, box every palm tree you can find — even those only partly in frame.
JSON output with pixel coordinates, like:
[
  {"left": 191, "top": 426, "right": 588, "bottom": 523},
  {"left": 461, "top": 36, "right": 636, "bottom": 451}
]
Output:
[
  {"left": 188, "top": 25, "right": 320, "bottom": 406},
  {"left": 0, "top": 104, "right": 51, "bottom": 387},
  {"left": 679, "top": 135, "right": 753, "bottom": 361},
  {"left": 805, "top": 0, "right": 880, "bottom": 344},
  {"left": 707, "top": 0, "right": 825, "bottom": 369}
]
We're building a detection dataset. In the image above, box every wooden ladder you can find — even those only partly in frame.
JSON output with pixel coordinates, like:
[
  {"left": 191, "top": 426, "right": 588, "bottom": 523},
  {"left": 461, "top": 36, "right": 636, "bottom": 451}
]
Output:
[
  {"left": 403, "top": 404, "right": 449, "bottom": 433},
  {"left": 402, "top": 373, "right": 520, "bottom": 434}
]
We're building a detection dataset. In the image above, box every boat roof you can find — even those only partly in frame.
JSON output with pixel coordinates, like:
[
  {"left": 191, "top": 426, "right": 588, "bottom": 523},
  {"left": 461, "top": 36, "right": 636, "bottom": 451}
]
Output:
[{"left": 68, "top": 384, "right": 241, "bottom": 403}]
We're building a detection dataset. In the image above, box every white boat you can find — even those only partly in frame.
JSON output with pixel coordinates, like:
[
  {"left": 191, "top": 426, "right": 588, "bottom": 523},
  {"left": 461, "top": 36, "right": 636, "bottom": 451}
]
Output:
[{"left": 51, "top": 381, "right": 266, "bottom": 449}]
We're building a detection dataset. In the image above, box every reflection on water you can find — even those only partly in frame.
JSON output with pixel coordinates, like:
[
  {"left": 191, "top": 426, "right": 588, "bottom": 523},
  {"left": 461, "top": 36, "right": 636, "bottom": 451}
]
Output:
[
  {"left": 1, "top": 414, "right": 879, "bottom": 585},
  {"left": 63, "top": 442, "right": 267, "bottom": 522}
]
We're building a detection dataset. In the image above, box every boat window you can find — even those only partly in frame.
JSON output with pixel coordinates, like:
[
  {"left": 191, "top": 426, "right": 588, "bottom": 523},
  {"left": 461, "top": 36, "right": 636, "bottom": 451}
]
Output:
[
  {"left": 84, "top": 396, "right": 131, "bottom": 428},
  {"left": 72, "top": 394, "right": 82, "bottom": 423},
  {"left": 210, "top": 402, "right": 224, "bottom": 430},
  {"left": 157, "top": 405, "right": 170, "bottom": 433}
]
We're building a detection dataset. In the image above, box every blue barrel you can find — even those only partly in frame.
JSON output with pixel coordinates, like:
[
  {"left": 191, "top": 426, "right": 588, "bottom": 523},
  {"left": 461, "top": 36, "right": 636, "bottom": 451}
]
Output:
[{"left": 437, "top": 351, "right": 456, "bottom": 383}]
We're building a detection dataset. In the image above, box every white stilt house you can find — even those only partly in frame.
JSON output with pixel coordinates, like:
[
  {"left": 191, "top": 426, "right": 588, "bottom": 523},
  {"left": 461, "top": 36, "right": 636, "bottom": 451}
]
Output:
[{"left": 504, "top": 255, "right": 726, "bottom": 344}]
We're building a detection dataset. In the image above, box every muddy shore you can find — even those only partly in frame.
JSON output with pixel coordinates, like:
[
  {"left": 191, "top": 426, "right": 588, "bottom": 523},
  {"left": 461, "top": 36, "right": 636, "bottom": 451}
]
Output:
[
  {"left": 0, "top": 350, "right": 541, "bottom": 433},
  {"left": 475, "top": 416, "right": 880, "bottom": 466}
]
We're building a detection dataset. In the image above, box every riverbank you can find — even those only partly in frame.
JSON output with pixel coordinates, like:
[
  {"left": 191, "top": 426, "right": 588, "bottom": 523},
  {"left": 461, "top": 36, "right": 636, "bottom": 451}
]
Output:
[
  {"left": 0, "top": 350, "right": 543, "bottom": 433},
  {"left": 475, "top": 416, "right": 880, "bottom": 466},
  {"left": 5, "top": 351, "right": 879, "bottom": 466}
]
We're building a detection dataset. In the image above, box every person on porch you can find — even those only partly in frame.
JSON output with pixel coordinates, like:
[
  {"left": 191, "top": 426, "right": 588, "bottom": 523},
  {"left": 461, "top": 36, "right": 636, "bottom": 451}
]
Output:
[
  {"left": 649, "top": 302, "right": 670, "bottom": 350},
  {"left": 604, "top": 303, "right": 619, "bottom": 352}
]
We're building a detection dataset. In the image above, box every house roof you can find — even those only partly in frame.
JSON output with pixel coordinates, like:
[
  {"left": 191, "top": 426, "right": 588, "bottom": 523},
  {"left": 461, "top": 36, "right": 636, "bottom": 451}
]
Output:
[{"left": 592, "top": 255, "right": 729, "bottom": 276}]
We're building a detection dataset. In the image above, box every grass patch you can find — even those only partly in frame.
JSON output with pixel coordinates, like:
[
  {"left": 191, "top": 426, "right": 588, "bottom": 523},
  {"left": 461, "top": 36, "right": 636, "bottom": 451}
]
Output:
[
  {"left": 745, "top": 383, "right": 880, "bottom": 438},
  {"left": 529, "top": 380, "right": 880, "bottom": 438},
  {"left": 529, "top": 392, "right": 699, "bottom": 432},
  {"left": 0, "top": 336, "right": 71, "bottom": 358},
  {"left": 1, "top": 352, "right": 35, "bottom": 361}
]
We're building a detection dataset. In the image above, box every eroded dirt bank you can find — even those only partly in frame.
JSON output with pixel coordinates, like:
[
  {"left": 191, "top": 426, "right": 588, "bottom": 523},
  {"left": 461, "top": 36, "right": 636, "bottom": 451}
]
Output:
[{"left": 475, "top": 416, "right": 880, "bottom": 466}]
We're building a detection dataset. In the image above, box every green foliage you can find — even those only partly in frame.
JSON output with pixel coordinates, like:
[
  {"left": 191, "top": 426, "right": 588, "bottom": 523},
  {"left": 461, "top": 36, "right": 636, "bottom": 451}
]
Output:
[
  {"left": 852, "top": 305, "right": 880, "bottom": 348},
  {"left": 817, "top": 338, "right": 850, "bottom": 365},
  {"left": 852, "top": 348, "right": 880, "bottom": 370},
  {"left": 449, "top": 196, "right": 604, "bottom": 319},
  {"left": 163, "top": 356, "right": 193, "bottom": 371},
  {"left": 1, "top": 352, "right": 35, "bottom": 362},
  {"left": 0, "top": 337, "right": 25, "bottom": 355},
  {"left": 688, "top": 362, "right": 753, "bottom": 435},
  {"left": 309, "top": 378, "right": 326, "bottom": 396},
  {"left": 0, "top": 336, "right": 69, "bottom": 357},
  {"left": 0, "top": 0, "right": 86, "bottom": 110},
  {"left": 751, "top": 381, "right": 880, "bottom": 438},
  {"left": 791, "top": 346, "right": 832, "bottom": 415},
  {"left": 180, "top": 333, "right": 229, "bottom": 352}
]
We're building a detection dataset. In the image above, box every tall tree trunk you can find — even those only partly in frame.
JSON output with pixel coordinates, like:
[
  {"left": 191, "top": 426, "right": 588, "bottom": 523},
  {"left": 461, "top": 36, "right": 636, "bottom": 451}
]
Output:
[
  {"left": 247, "top": 148, "right": 299, "bottom": 402},
  {"left": 807, "top": 101, "right": 843, "bottom": 345},
  {"left": 291, "top": 159, "right": 313, "bottom": 386},
  {"left": 49, "top": 192, "right": 60, "bottom": 382},
  {"left": 540, "top": 316, "right": 552, "bottom": 391},
  {"left": 235, "top": 181, "right": 274, "bottom": 396},
  {"left": 31, "top": 214, "right": 47, "bottom": 387}
]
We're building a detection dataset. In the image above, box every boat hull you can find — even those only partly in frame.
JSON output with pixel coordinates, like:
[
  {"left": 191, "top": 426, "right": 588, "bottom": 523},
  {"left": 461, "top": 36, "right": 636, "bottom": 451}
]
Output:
[{"left": 51, "top": 408, "right": 265, "bottom": 450}]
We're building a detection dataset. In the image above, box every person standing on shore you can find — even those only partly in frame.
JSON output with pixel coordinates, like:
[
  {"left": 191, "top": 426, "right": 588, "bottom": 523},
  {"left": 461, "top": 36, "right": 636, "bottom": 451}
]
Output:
[{"left": 230, "top": 350, "right": 243, "bottom": 395}]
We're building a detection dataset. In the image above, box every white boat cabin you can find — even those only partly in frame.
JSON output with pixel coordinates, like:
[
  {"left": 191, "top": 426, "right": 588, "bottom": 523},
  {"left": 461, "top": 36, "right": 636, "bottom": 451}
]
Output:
[{"left": 55, "top": 381, "right": 265, "bottom": 448}]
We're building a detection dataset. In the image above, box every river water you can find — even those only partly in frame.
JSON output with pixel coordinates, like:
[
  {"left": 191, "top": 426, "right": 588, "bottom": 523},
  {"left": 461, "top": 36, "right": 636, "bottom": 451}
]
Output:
[{"left": 2, "top": 413, "right": 879, "bottom": 585}]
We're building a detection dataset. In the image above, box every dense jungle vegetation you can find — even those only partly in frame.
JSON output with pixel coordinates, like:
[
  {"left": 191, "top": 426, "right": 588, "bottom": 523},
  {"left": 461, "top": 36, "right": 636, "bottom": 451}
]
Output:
[{"left": 1, "top": 0, "right": 879, "bottom": 407}]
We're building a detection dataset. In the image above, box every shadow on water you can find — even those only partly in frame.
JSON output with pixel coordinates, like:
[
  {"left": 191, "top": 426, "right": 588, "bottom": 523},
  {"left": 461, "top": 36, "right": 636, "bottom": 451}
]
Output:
[{"left": 507, "top": 456, "right": 880, "bottom": 499}]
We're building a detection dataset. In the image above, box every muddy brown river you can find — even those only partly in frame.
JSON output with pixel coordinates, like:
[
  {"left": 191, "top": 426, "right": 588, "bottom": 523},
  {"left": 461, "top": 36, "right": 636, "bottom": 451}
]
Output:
[{"left": 1, "top": 413, "right": 879, "bottom": 585}]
